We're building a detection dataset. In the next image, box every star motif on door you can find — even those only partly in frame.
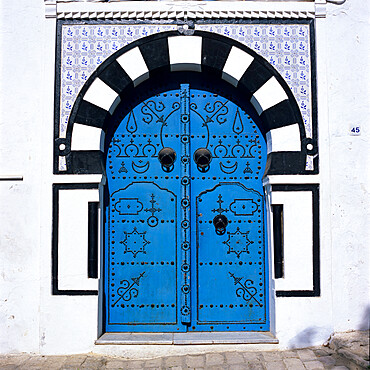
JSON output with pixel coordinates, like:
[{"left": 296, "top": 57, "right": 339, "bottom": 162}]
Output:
[
  {"left": 223, "top": 227, "right": 253, "bottom": 258},
  {"left": 120, "top": 227, "right": 150, "bottom": 258}
]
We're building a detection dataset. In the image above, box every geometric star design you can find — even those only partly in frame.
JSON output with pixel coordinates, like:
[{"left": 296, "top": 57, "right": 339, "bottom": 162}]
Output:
[
  {"left": 120, "top": 227, "right": 150, "bottom": 258},
  {"left": 223, "top": 227, "right": 253, "bottom": 258}
]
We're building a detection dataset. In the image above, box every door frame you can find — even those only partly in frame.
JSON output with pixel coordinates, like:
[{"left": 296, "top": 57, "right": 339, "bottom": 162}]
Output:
[
  {"left": 60, "top": 31, "right": 311, "bottom": 339},
  {"left": 102, "top": 84, "right": 270, "bottom": 333}
]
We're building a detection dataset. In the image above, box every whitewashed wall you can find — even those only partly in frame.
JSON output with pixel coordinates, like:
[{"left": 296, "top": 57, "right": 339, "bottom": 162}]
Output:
[
  {"left": 323, "top": 0, "right": 370, "bottom": 333},
  {"left": 0, "top": 0, "right": 43, "bottom": 354},
  {"left": 0, "top": 0, "right": 369, "bottom": 355}
]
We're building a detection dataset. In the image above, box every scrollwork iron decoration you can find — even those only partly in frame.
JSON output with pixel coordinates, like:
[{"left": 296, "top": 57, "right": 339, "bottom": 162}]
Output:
[
  {"left": 113, "top": 272, "right": 145, "bottom": 307},
  {"left": 229, "top": 272, "right": 262, "bottom": 306},
  {"left": 140, "top": 100, "right": 165, "bottom": 124},
  {"left": 204, "top": 100, "right": 229, "bottom": 125}
]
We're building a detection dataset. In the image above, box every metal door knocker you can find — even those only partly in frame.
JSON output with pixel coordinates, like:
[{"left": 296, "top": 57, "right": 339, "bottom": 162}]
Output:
[
  {"left": 194, "top": 148, "right": 212, "bottom": 172},
  {"left": 213, "top": 214, "right": 228, "bottom": 235},
  {"left": 158, "top": 147, "right": 176, "bottom": 172}
]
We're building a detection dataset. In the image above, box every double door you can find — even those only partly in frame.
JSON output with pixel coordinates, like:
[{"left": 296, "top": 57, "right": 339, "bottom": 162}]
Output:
[{"left": 105, "top": 84, "right": 268, "bottom": 332}]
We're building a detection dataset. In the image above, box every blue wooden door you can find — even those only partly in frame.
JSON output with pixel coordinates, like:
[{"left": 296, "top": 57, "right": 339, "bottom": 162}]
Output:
[
  {"left": 189, "top": 89, "right": 268, "bottom": 331},
  {"left": 105, "top": 84, "right": 268, "bottom": 332}
]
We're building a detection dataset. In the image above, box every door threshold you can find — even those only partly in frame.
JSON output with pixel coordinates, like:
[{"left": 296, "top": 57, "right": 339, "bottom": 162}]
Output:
[{"left": 95, "top": 332, "right": 278, "bottom": 345}]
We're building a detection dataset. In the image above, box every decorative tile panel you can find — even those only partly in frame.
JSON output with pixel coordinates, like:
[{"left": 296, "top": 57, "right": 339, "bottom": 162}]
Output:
[
  {"left": 196, "top": 24, "right": 312, "bottom": 141},
  {"left": 58, "top": 22, "right": 314, "bottom": 171},
  {"left": 59, "top": 25, "right": 177, "bottom": 139}
]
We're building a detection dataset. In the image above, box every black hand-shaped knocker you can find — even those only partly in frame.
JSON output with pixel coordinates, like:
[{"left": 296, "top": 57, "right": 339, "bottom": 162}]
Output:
[
  {"left": 213, "top": 214, "right": 228, "bottom": 235},
  {"left": 158, "top": 147, "right": 176, "bottom": 172}
]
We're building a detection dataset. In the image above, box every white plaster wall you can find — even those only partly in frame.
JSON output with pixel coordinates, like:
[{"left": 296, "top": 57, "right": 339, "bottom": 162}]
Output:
[
  {"left": 0, "top": 0, "right": 369, "bottom": 355},
  {"left": 0, "top": 0, "right": 44, "bottom": 354},
  {"left": 271, "top": 191, "right": 314, "bottom": 291},
  {"left": 324, "top": 0, "right": 370, "bottom": 332},
  {"left": 272, "top": 0, "right": 370, "bottom": 348}
]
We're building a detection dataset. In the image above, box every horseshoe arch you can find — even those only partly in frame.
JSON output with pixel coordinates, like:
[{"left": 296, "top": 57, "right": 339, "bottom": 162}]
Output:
[{"left": 55, "top": 30, "right": 316, "bottom": 176}]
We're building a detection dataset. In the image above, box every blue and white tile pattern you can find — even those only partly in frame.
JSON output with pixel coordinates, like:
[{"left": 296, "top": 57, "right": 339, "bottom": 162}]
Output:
[{"left": 59, "top": 23, "right": 313, "bottom": 171}]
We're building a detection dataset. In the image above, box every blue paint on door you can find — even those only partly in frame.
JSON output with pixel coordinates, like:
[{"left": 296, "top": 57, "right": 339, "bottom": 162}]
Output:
[{"left": 105, "top": 85, "right": 268, "bottom": 332}]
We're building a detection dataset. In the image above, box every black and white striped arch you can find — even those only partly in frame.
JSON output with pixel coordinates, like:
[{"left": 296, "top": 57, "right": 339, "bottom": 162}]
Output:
[{"left": 56, "top": 30, "right": 316, "bottom": 175}]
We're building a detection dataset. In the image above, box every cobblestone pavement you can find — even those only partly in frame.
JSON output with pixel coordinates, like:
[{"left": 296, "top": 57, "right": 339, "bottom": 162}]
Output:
[{"left": 0, "top": 346, "right": 365, "bottom": 369}]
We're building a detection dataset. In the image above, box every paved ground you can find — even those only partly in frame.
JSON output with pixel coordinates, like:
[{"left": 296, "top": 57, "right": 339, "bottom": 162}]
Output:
[
  {"left": 0, "top": 346, "right": 365, "bottom": 369},
  {"left": 327, "top": 331, "right": 369, "bottom": 369}
]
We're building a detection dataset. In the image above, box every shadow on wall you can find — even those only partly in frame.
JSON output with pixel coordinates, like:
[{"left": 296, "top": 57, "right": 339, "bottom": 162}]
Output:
[
  {"left": 288, "top": 305, "right": 370, "bottom": 348},
  {"left": 359, "top": 305, "right": 370, "bottom": 330},
  {"left": 288, "top": 327, "right": 330, "bottom": 349}
]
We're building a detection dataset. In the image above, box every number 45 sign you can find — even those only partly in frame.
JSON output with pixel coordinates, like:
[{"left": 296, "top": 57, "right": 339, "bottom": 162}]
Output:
[{"left": 350, "top": 125, "right": 361, "bottom": 136}]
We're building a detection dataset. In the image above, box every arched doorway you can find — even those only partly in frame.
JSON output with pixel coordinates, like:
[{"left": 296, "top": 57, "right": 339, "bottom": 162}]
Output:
[
  {"left": 63, "top": 30, "right": 310, "bottom": 334},
  {"left": 104, "top": 81, "right": 267, "bottom": 332}
]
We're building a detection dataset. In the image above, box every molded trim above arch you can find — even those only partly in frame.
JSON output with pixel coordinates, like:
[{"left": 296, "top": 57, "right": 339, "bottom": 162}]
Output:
[
  {"left": 46, "top": 1, "right": 321, "bottom": 20},
  {"left": 57, "top": 30, "right": 315, "bottom": 176}
]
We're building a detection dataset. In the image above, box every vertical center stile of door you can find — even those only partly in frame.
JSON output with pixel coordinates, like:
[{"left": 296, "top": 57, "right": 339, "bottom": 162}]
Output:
[{"left": 180, "top": 84, "right": 191, "bottom": 325}]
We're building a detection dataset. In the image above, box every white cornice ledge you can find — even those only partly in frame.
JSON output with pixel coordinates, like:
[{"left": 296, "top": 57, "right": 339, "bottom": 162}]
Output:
[
  {"left": 315, "top": 0, "right": 327, "bottom": 18},
  {"left": 45, "top": 1, "right": 326, "bottom": 20},
  {"left": 45, "top": 0, "right": 57, "bottom": 18}
]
